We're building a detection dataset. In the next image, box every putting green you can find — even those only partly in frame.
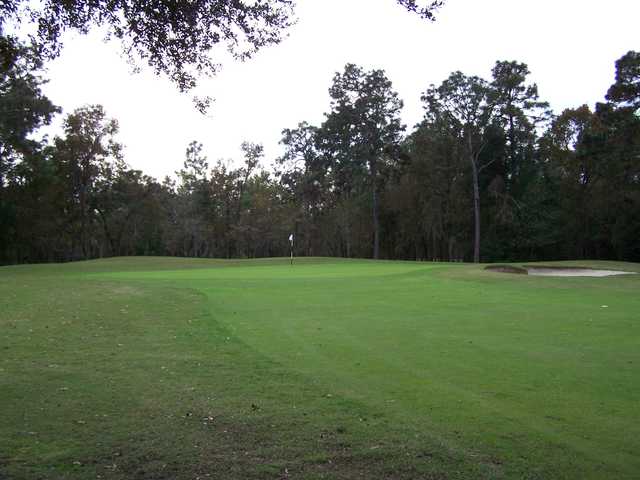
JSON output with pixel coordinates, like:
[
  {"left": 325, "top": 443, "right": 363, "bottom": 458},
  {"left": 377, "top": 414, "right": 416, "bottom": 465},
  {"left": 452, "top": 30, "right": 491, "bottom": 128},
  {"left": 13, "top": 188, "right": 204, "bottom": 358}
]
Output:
[{"left": 2, "top": 257, "right": 639, "bottom": 479}]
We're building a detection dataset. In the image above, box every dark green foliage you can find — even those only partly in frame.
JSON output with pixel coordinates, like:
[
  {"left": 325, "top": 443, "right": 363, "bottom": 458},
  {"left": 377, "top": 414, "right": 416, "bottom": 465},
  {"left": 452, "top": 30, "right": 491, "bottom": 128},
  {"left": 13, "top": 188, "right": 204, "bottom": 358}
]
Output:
[
  {"left": 1, "top": 52, "right": 639, "bottom": 265},
  {"left": 320, "top": 64, "right": 405, "bottom": 258},
  {"left": 421, "top": 71, "right": 494, "bottom": 262},
  {"left": 0, "top": 34, "right": 59, "bottom": 182},
  {"left": 0, "top": 32, "right": 59, "bottom": 261},
  {"left": 606, "top": 50, "right": 640, "bottom": 110}
]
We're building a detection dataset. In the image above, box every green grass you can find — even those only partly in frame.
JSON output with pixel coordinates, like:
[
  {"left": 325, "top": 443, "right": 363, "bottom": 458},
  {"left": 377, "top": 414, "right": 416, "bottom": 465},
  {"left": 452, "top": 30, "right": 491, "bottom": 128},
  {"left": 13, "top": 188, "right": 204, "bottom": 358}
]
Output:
[{"left": 1, "top": 257, "right": 639, "bottom": 479}]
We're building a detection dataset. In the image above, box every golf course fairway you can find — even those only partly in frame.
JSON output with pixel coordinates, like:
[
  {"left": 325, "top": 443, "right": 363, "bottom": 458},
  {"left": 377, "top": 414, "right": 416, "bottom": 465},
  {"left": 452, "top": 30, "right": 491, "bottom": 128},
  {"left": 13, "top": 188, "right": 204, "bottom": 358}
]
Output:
[{"left": 1, "top": 257, "right": 639, "bottom": 479}]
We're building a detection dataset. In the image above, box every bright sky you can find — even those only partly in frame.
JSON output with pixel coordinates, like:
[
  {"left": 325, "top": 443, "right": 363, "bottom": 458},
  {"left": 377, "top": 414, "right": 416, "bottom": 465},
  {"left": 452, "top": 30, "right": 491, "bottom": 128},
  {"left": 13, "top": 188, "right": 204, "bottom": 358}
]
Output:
[{"left": 40, "top": 0, "right": 639, "bottom": 180}]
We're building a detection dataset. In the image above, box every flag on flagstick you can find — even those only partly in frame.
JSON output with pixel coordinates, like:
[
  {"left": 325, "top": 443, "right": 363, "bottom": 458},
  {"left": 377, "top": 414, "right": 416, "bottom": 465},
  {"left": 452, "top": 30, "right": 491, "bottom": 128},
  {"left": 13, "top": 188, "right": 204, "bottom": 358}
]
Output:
[{"left": 289, "top": 234, "right": 294, "bottom": 265}]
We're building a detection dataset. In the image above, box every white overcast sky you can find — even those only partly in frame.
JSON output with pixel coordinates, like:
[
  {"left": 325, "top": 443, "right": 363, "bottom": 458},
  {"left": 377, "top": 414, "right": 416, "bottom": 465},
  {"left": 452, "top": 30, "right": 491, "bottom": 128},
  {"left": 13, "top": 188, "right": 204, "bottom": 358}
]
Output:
[{"left": 40, "top": 0, "right": 639, "bottom": 180}]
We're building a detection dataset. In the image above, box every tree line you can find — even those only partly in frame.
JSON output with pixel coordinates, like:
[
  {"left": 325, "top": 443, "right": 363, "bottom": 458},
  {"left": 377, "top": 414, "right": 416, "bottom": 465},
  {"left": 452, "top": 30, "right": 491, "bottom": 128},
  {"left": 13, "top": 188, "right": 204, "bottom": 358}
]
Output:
[
  {"left": 1, "top": 25, "right": 638, "bottom": 264},
  {"left": 275, "top": 55, "right": 639, "bottom": 262}
]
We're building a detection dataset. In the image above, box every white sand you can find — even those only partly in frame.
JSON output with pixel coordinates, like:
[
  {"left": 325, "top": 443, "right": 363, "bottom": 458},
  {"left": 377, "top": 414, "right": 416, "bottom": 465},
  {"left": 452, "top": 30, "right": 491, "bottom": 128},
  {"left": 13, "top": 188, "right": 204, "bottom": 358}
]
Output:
[{"left": 526, "top": 268, "right": 636, "bottom": 277}]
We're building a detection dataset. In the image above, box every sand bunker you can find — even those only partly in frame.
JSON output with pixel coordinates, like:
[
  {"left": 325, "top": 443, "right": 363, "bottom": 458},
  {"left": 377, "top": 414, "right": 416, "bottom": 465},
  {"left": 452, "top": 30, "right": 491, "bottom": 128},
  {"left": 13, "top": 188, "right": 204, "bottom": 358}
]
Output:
[
  {"left": 526, "top": 267, "right": 635, "bottom": 277},
  {"left": 485, "top": 265, "right": 636, "bottom": 277}
]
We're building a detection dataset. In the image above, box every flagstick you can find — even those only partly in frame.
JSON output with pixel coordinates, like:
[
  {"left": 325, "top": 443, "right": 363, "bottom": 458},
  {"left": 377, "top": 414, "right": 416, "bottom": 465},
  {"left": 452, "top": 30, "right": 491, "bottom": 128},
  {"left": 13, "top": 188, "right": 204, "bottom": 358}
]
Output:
[{"left": 289, "top": 233, "right": 294, "bottom": 265}]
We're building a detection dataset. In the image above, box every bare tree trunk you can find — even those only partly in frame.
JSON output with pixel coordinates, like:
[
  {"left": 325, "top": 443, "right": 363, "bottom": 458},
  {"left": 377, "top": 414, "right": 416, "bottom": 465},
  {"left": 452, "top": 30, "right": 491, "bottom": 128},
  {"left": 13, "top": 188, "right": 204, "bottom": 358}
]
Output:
[
  {"left": 471, "top": 157, "right": 481, "bottom": 263},
  {"left": 345, "top": 219, "right": 351, "bottom": 258},
  {"left": 342, "top": 197, "right": 352, "bottom": 258},
  {"left": 371, "top": 158, "right": 380, "bottom": 260},
  {"left": 79, "top": 184, "right": 88, "bottom": 260},
  {"left": 469, "top": 134, "right": 481, "bottom": 263},
  {"left": 96, "top": 209, "right": 115, "bottom": 256},
  {"left": 432, "top": 231, "right": 438, "bottom": 261}
]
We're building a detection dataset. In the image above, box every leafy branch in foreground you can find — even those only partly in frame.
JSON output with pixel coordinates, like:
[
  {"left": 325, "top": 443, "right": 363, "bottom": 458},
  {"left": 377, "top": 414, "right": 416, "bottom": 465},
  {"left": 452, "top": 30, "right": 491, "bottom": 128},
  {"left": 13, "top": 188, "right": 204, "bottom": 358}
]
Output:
[
  {"left": 2, "top": 0, "right": 296, "bottom": 97},
  {"left": 395, "top": 0, "right": 445, "bottom": 20},
  {"left": 1, "top": 1, "right": 445, "bottom": 113}
]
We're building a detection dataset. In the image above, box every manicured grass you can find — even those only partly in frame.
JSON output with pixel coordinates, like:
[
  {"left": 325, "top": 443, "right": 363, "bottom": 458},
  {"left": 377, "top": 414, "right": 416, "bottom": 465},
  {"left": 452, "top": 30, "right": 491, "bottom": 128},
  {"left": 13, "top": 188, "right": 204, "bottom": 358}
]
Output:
[{"left": 1, "top": 257, "right": 639, "bottom": 479}]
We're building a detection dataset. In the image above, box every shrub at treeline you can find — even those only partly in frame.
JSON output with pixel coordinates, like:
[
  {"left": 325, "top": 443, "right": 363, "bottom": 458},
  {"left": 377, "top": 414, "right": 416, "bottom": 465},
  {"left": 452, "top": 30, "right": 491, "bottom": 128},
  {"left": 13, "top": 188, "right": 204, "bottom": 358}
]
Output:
[{"left": 1, "top": 39, "right": 638, "bottom": 263}]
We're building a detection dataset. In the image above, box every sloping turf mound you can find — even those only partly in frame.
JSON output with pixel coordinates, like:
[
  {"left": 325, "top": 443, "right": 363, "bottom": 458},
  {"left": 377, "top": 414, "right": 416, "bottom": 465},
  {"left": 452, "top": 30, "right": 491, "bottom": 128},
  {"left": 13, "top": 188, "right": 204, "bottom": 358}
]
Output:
[{"left": 484, "top": 265, "right": 528, "bottom": 274}]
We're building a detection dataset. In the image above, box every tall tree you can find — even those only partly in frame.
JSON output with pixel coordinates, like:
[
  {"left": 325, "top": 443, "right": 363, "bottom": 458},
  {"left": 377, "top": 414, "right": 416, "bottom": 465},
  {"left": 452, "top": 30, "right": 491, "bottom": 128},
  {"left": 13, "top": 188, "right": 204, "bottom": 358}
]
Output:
[
  {"left": 396, "top": 116, "right": 469, "bottom": 261},
  {"left": 541, "top": 105, "right": 611, "bottom": 258},
  {"left": 277, "top": 122, "right": 328, "bottom": 256},
  {"left": 93, "top": 166, "right": 162, "bottom": 257},
  {"left": 482, "top": 61, "right": 552, "bottom": 259},
  {"left": 233, "top": 141, "right": 264, "bottom": 256},
  {"left": 237, "top": 141, "right": 263, "bottom": 218},
  {"left": 3, "top": 147, "right": 64, "bottom": 262},
  {"left": 422, "top": 72, "right": 494, "bottom": 262},
  {"left": 322, "top": 64, "right": 405, "bottom": 259},
  {"left": 175, "top": 141, "right": 210, "bottom": 257},
  {"left": 0, "top": 32, "right": 59, "bottom": 260},
  {"left": 53, "top": 105, "right": 123, "bottom": 259},
  {"left": 490, "top": 60, "right": 550, "bottom": 192}
]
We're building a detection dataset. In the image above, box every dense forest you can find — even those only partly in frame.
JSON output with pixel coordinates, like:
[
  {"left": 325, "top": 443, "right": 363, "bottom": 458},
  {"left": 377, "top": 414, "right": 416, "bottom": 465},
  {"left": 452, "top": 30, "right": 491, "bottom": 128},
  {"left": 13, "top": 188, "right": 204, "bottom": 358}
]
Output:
[{"left": 1, "top": 2, "right": 638, "bottom": 265}]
